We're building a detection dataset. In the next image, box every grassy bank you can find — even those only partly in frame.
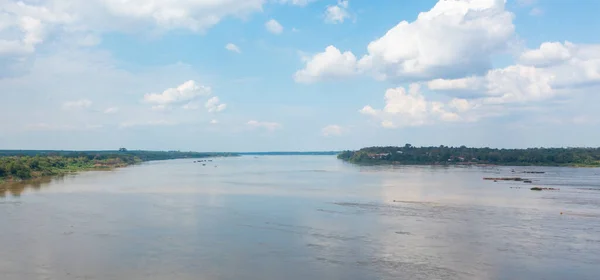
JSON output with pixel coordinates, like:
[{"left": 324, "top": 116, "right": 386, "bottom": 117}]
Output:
[{"left": 0, "top": 150, "right": 236, "bottom": 183}]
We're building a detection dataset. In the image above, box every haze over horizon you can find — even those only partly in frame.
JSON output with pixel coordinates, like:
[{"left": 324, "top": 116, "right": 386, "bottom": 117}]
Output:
[{"left": 2, "top": 0, "right": 600, "bottom": 151}]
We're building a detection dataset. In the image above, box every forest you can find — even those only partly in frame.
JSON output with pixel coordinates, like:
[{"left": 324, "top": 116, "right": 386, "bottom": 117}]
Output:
[
  {"left": 337, "top": 145, "right": 600, "bottom": 167},
  {"left": 0, "top": 150, "right": 235, "bottom": 183}
]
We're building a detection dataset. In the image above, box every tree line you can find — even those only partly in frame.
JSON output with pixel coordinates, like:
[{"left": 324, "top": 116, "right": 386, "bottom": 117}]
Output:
[
  {"left": 337, "top": 145, "right": 600, "bottom": 166},
  {"left": 0, "top": 150, "right": 236, "bottom": 182}
]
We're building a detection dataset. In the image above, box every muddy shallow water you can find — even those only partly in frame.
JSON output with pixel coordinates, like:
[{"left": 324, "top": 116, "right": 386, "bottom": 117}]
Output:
[{"left": 1, "top": 156, "right": 599, "bottom": 280}]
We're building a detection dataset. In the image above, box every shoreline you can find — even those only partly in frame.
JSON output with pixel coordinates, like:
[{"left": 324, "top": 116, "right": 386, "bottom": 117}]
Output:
[
  {"left": 0, "top": 163, "right": 135, "bottom": 185},
  {"left": 1, "top": 151, "right": 237, "bottom": 186},
  {"left": 339, "top": 159, "right": 600, "bottom": 168}
]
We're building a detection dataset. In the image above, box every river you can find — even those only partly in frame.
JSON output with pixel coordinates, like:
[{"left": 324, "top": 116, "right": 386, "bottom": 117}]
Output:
[{"left": 1, "top": 156, "right": 600, "bottom": 280}]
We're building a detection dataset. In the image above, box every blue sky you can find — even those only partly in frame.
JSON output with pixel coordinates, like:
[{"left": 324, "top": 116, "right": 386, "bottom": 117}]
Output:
[{"left": 1, "top": 0, "right": 600, "bottom": 151}]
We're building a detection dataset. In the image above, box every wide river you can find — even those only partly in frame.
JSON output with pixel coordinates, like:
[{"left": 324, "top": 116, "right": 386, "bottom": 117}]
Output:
[{"left": 1, "top": 156, "right": 600, "bottom": 280}]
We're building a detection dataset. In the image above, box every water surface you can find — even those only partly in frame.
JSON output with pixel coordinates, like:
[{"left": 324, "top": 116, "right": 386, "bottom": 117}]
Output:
[{"left": 1, "top": 156, "right": 599, "bottom": 280}]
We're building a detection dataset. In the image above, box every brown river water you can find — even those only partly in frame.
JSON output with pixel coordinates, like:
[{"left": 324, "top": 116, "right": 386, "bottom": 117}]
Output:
[{"left": 1, "top": 156, "right": 600, "bottom": 280}]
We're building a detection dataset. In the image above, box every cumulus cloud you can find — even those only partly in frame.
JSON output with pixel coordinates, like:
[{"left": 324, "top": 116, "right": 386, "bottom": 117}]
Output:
[
  {"left": 0, "top": 2, "right": 74, "bottom": 56},
  {"left": 62, "top": 99, "right": 92, "bottom": 110},
  {"left": 295, "top": 0, "right": 515, "bottom": 83},
  {"left": 225, "top": 43, "right": 241, "bottom": 53},
  {"left": 359, "top": 84, "right": 475, "bottom": 128},
  {"left": 143, "top": 80, "right": 211, "bottom": 106},
  {"left": 401, "top": 40, "right": 600, "bottom": 128},
  {"left": 247, "top": 120, "right": 281, "bottom": 131},
  {"left": 0, "top": 0, "right": 255, "bottom": 57},
  {"left": 427, "top": 77, "right": 484, "bottom": 91},
  {"left": 428, "top": 65, "right": 554, "bottom": 104},
  {"left": 430, "top": 41, "right": 600, "bottom": 104},
  {"left": 325, "top": 1, "right": 350, "bottom": 24},
  {"left": 517, "top": 41, "right": 600, "bottom": 86},
  {"left": 322, "top": 125, "right": 344, "bottom": 137},
  {"left": 205, "top": 97, "right": 227, "bottom": 113},
  {"left": 265, "top": 19, "right": 283, "bottom": 34},
  {"left": 98, "top": 0, "right": 265, "bottom": 32},
  {"left": 519, "top": 41, "right": 575, "bottom": 67},
  {"left": 142, "top": 80, "right": 228, "bottom": 113},
  {"left": 0, "top": 0, "right": 302, "bottom": 75},
  {"left": 294, "top": 46, "right": 358, "bottom": 83}
]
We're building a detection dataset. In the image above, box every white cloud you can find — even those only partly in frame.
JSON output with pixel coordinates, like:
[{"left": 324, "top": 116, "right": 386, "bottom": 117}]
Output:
[
  {"left": 325, "top": 1, "right": 350, "bottom": 24},
  {"left": 448, "top": 98, "right": 472, "bottom": 113},
  {"left": 427, "top": 65, "right": 555, "bottom": 106},
  {"left": 362, "top": 0, "right": 514, "bottom": 80},
  {"left": 360, "top": 84, "right": 473, "bottom": 128},
  {"left": 519, "top": 41, "right": 574, "bottom": 67},
  {"left": 247, "top": 120, "right": 281, "bottom": 131},
  {"left": 62, "top": 99, "right": 92, "bottom": 110},
  {"left": 265, "top": 19, "right": 283, "bottom": 34},
  {"left": 205, "top": 97, "right": 227, "bottom": 113},
  {"left": 405, "top": 41, "right": 600, "bottom": 127},
  {"left": 103, "top": 107, "right": 119, "bottom": 114},
  {"left": 0, "top": 0, "right": 278, "bottom": 75},
  {"left": 322, "top": 125, "right": 343, "bottom": 137},
  {"left": 225, "top": 43, "right": 241, "bottom": 53},
  {"left": 210, "top": 119, "right": 218, "bottom": 124},
  {"left": 98, "top": 0, "right": 265, "bottom": 32},
  {"left": 431, "top": 41, "right": 600, "bottom": 104},
  {"left": 143, "top": 80, "right": 211, "bottom": 105},
  {"left": 483, "top": 65, "right": 555, "bottom": 103},
  {"left": 294, "top": 45, "right": 358, "bottom": 83},
  {"left": 0, "top": 2, "right": 74, "bottom": 56},
  {"left": 296, "top": 0, "right": 515, "bottom": 83},
  {"left": 0, "top": 47, "right": 225, "bottom": 141},
  {"left": 359, "top": 105, "right": 377, "bottom": 116},
  {"left": 427, "top": 77, "right": 483, "bottom": 91}
]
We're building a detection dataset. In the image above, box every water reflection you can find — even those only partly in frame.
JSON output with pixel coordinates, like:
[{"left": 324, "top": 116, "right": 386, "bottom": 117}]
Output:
[
  {"left": 1, "top": 157, "right": 599, "bottom": 280},
  {"left": 0, "top": 176, "right": 64, "bottom": 198}
]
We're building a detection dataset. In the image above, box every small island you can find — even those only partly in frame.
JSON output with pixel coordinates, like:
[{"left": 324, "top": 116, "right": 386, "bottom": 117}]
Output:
[
  {"left": 338, "top": 145, "right": 600, "bottom": 167},
  {"left": 0, "top": 149, "right": 237, "bottom": 183}
]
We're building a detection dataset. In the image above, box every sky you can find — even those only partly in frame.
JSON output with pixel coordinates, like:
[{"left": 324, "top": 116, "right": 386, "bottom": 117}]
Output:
[{"left": 1, "top": 0, "right": 600, "bottom": 152}]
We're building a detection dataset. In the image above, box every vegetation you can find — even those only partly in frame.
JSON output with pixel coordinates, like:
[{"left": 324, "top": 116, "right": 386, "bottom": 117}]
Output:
[
  {"left": 338, "top": 144, "right": 600, "bottom": 167},
  {"left": 0, "top": 150, "right": 236, "bottom": 182}
]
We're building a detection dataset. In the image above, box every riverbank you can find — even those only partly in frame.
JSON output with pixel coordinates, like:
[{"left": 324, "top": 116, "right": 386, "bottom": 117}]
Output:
[
  {"left": 0, "top": 155, "right": 140, "bottom": 183},
  {"left": 0, "top": 150, "right": 237, "bottom": 183},
  {"left": 338, "top": 146, "right": 600, "bottom": 167}
]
